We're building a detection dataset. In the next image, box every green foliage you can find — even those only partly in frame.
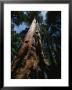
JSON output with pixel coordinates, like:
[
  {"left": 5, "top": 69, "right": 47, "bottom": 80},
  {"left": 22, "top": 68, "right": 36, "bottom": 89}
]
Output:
[
  {"left": 11, "top": 11, "right": 61, "bottom": 66},
  {"left": 11, "top": 11, "right": 43, "bottom": 60},
  {"left": 11, "top": 11, "right": 61, "bottom": 79},
  {"left": 11, "top": 11, "right": 43, "bottom": 25}
]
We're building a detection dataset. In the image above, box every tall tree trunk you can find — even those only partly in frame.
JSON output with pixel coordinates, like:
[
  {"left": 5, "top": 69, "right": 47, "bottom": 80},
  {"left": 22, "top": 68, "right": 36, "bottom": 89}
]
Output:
[{"left": 11, "top": 18, "right": 47, "bottom": 79}]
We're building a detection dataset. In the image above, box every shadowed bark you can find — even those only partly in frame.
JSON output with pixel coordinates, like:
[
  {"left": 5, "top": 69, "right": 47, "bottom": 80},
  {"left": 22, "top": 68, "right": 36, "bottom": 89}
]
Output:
[{"left": 11, "top": 18, "right": 48, "bottom": 79}]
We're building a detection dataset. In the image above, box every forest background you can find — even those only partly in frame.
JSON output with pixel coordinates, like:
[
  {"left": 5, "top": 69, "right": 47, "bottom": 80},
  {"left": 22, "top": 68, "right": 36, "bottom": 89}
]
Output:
[{"left": 11, "top": 11, "right": 61, "bottom": 79}]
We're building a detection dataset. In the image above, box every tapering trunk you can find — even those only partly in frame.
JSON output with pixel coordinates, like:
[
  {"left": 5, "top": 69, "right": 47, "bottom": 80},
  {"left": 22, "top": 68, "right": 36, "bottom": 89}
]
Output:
[{"left": 11, "top": 18, "right": 46, "bottom": 79}]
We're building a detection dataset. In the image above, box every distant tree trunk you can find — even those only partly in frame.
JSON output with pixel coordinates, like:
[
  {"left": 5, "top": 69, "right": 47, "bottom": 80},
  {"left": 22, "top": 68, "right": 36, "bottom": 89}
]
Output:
[{"left": 11, "top": 18, "right": 47, "bottom": 79}]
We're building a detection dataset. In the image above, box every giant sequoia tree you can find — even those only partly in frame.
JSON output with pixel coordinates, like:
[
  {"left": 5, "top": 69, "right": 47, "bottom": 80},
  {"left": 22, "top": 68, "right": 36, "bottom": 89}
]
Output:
[{"left": 11, "top": 11, "right": 61, "bottom": 79}]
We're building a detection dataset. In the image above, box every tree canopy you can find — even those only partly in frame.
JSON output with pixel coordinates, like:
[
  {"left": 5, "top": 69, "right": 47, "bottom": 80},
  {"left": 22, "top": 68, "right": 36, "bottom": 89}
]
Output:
[{"left": 11, "top": 11, "right": 61, "bottom": 79}]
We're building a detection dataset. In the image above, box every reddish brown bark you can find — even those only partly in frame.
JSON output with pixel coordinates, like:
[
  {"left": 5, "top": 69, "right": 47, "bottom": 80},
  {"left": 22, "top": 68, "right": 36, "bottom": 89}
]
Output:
[{"left": 11, "top": 18, "right": 46, "bottom": 79}]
